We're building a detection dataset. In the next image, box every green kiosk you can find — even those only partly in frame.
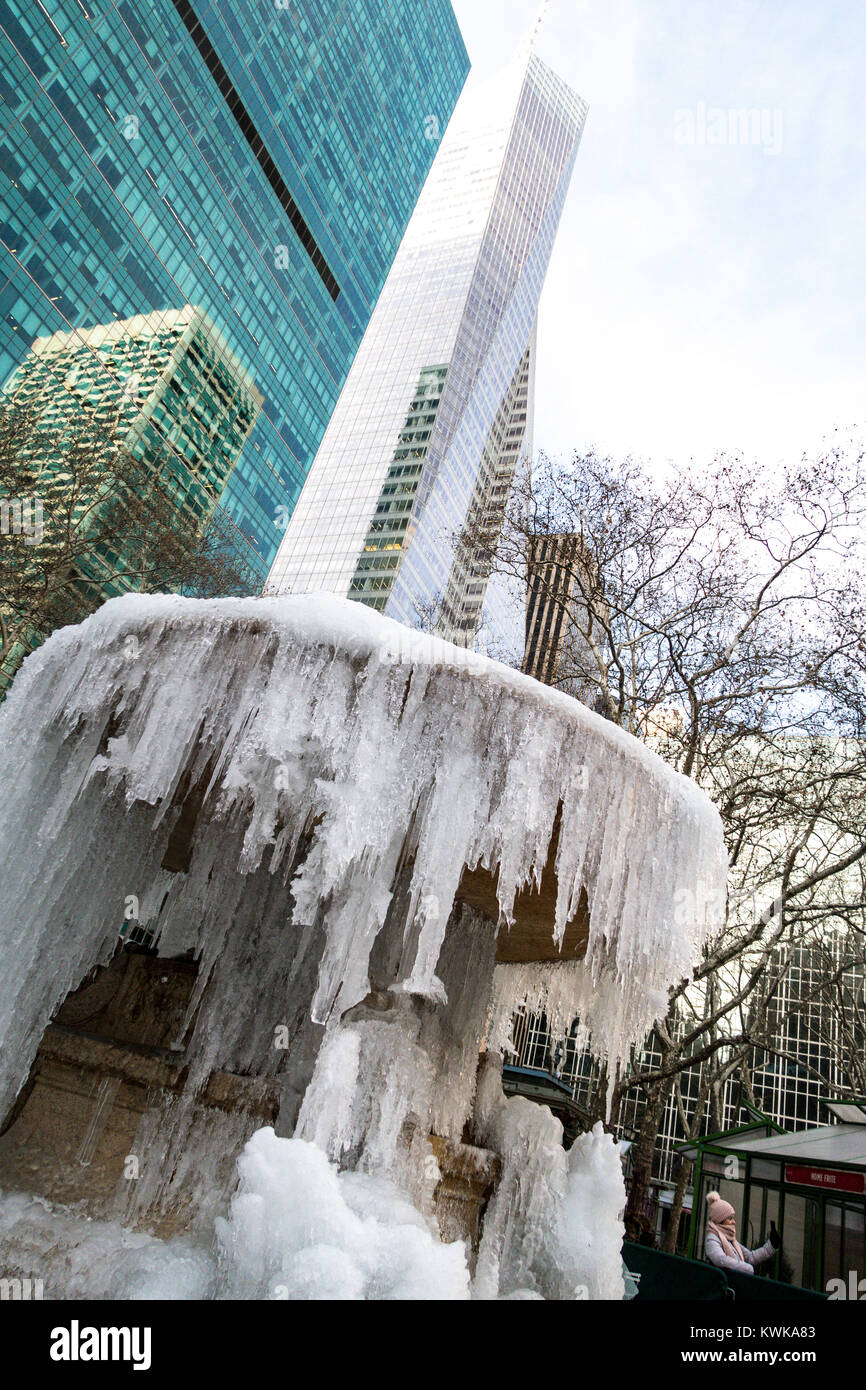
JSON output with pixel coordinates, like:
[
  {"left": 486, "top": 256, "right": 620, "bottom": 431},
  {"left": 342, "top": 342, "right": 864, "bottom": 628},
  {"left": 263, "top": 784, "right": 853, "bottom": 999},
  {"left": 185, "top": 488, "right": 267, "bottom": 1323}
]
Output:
[{"left": 677, "top": 1098, "right": 866, "bottom": 1296}]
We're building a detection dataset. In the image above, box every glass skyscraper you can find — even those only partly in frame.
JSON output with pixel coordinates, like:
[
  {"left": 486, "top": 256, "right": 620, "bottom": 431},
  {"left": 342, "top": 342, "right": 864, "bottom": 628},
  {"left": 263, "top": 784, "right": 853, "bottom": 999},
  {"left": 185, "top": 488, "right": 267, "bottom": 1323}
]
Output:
[
  {"left": 0, "top": 0, "right": 468, "bottom": 580},
  {"left": 267, "top": 43, "right": 587, "bottom": 650}
]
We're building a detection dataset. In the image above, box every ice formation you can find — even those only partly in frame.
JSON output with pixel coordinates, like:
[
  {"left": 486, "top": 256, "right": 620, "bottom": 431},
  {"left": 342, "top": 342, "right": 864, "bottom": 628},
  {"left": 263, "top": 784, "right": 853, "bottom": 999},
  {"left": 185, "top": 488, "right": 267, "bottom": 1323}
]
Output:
[
  {"left": 0, "top": 1189, "right": 214, "bottom": 1300},
  {"left": 214, "top": 1128, "right": 470, "bottom": 1300},
  {"left": 473, "top": 1059, "right": 628, "bottom": 1300},
  {"left": 0, "top": 593, "right": 727, "bottom": 1298},
  {"left": 0, "top": 1117, "right": 624, "bottom": 1302}
]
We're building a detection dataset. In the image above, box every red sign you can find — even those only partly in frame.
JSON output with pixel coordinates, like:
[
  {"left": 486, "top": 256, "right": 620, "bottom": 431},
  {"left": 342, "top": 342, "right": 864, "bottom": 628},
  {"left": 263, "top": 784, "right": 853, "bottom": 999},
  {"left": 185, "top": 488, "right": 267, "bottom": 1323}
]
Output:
[{"left": 784, "top": 1164, "right": 865, "bottom": 1194}]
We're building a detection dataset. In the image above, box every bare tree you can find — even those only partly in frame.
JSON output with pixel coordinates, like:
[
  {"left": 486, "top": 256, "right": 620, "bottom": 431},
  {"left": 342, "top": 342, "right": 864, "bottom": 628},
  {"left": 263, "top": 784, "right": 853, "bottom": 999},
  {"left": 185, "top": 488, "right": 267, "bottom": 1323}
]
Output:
[
  {"left": 465, "top": 443, "right": 866, "bottom": 744},
  {"left": 459, "top": 442, "right": 866, "bottom": 1240}
]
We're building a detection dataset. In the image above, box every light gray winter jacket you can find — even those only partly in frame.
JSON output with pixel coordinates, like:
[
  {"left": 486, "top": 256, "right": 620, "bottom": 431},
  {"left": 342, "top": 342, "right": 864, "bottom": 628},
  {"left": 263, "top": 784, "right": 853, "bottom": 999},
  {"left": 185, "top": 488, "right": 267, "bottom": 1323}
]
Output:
[{"left": 705, "top": 1231, "right": 775, "bottom": 1276}]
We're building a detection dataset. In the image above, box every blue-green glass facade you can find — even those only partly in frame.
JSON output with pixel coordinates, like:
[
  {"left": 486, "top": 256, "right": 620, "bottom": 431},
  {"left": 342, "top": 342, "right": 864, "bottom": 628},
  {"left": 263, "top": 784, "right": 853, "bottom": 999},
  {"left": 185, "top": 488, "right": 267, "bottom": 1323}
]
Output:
[{"left": 0, "top": 0, "right": 468, "bottom": 579}]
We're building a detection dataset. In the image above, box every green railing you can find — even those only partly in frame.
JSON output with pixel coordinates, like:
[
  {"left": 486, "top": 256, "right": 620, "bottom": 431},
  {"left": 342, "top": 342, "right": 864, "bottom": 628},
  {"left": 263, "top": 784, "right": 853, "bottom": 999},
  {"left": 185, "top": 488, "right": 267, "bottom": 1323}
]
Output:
[{"left": 622, "top": 1242, "right": 827, "bottom": 1302}]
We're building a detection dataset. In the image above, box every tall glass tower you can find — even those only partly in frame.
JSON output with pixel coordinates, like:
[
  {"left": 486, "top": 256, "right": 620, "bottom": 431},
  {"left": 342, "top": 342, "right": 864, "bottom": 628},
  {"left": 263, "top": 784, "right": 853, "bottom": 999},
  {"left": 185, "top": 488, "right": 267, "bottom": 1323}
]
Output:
[
  {"left": 267, "top": 43, "right": 587, "bottom": 649},
  {"left": 0, "top": 0, "right": 468, "bottom": 580}
]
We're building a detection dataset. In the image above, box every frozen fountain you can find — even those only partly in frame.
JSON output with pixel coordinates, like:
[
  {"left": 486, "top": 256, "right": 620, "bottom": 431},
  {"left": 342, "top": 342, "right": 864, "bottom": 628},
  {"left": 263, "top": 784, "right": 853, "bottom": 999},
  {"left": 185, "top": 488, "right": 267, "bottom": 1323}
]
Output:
[{"left": 0, "top": 594, "right": 725, "bottom": 1298}]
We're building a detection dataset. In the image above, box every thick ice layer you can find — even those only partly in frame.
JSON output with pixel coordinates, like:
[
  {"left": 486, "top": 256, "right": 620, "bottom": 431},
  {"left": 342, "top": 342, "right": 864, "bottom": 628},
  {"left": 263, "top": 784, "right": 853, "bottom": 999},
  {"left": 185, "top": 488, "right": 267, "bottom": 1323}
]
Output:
[
  {"left": 0, "top": 1189, "right": 214, "bottom": 1300},
  {"left": 0, "top": 594, "right": 726, "bottom": 1299},
  {"left": 0, "top": 1128, "right": 469, "bottom": 1302},
  {"left": 0, "top": 593, "right": 725, "bottom": 1123},
  {"left": 0, "top": 1115, "right": 623, "bottom": 1301},
  {"left": 215, "top": 1128, "right": 469, "bottom": 1300},
  {"left": 472, "top": 1059, "right": 626, "bottom": 1300}
]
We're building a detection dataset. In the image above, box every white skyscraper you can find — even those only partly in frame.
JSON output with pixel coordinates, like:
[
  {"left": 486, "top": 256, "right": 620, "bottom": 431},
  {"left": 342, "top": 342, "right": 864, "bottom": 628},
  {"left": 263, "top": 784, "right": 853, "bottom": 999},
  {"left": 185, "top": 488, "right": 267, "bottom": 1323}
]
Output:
[{"left": 267, "top": 40, "right": 587, "bottom": 651}]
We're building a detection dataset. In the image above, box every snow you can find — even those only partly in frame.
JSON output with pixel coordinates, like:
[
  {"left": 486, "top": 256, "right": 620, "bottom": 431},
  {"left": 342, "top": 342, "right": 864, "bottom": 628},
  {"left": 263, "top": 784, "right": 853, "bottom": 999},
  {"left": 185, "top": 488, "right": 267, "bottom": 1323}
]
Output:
[
  {"left": 0, "top": 1133, "right": 467, "bottom": 1302},
  {"left": 0, "top": 592, "right": 727, "bottom": 1299}
]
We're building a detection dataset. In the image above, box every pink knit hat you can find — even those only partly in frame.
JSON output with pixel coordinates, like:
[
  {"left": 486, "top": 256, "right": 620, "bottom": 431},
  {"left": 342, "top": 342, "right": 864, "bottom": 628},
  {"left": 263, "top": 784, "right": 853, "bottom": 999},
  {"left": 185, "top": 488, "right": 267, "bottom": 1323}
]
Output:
[{"left": 706, "top": 1190, "right": 736, "bottom": 1223}]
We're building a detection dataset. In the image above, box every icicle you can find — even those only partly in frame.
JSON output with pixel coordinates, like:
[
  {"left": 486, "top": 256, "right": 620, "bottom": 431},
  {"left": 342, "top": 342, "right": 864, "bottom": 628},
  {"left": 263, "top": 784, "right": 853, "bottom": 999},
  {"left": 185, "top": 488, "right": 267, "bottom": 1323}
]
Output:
[{"left": 0, "top": 592, "right": 727, "bottom": 1300}]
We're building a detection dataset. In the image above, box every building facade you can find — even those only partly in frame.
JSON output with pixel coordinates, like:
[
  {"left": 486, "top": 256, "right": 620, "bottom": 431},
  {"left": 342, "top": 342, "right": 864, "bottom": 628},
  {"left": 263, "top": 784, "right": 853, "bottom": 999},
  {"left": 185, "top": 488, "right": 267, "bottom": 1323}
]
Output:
[
  {"left": 750, "top": 937, "right": 866, "bottom": 1133},
  {"left": 0, "top": 304, "right": 267, "bottom": 688},
  {"left": 5, "top": 306, "right": 263, "bottom": 528},
  {"left": 0, "top": 0, "right": 468, "bottom": 580},
  {"left": 267, "top": 44, "right": 587, "bottom": 651},
  {"left": 522, "top": 531, "right": 609, "bottom": 706},
  {"left": 510, "top": 933, "right": 866, "bottom": 1188}
]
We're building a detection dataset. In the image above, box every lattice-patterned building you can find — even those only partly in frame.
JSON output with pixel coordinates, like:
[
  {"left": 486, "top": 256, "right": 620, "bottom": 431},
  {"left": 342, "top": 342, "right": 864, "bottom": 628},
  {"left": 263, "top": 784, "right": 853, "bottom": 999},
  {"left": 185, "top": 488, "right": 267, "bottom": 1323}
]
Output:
[
  {"left": 4, "top": 306, "right": 263, "bottom": 526},
  {"left": 510, "top": 932, "right": 866, "bottom": 1188}
]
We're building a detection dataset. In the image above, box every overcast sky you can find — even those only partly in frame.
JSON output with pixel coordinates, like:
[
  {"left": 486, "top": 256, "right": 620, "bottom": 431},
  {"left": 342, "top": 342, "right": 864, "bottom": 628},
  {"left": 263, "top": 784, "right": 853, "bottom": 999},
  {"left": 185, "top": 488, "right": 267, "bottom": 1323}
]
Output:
[{"left": 449, "top": 0, "right": 865, "bottom": 473}]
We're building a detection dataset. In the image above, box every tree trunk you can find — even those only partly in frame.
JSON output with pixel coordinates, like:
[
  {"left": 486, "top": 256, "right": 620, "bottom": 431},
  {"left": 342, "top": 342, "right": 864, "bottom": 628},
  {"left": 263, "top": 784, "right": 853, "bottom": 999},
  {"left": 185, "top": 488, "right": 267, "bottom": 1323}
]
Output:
[
  {"left": 663, "top": 1089, "right": 710, "bottom": 1253},
  {"left": 662, "top": 1155, "right": 692, "bottom": 1253},
  {"left": 624, "top": 1077, "right": 671, "bottom": 1242}
]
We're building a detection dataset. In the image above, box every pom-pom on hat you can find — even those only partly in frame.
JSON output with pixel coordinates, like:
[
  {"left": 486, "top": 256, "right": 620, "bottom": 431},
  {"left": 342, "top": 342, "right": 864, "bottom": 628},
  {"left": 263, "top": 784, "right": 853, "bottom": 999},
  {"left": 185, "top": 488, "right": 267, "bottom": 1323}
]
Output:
[{"left": 706, "top": 1190, "right": 736, "bottom": 1223}]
